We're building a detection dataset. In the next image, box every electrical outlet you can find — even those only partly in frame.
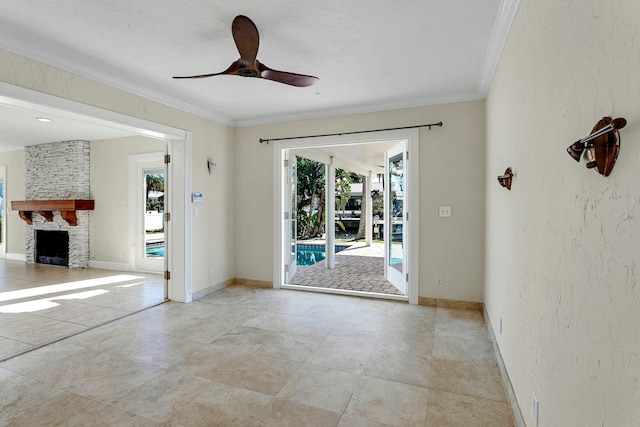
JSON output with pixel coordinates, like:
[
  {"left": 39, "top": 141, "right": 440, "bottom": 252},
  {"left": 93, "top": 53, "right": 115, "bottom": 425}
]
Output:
[
  {"left": 208, "top": 266, "right": 214, "bottom": 277},
  {"left": 435, "top": 276, "right": 443, "bottom": 288},
  {"left": 117, "top": 249, "right": 122, "bottom": 259},
  {"left": 439, "top": 206, "right": 452, "bottom": 217},
  {"left": 532, "top": 393, "right": 539, "bottom": 426}
]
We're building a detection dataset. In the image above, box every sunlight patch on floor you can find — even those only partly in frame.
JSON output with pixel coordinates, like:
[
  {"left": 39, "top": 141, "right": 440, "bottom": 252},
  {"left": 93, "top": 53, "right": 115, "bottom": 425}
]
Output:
[
  {"left": 0, "top": 275, "right": 143, "bottom": 303},
  {"left": 0, "top": 289, "right": 110, "bottom": 313}
]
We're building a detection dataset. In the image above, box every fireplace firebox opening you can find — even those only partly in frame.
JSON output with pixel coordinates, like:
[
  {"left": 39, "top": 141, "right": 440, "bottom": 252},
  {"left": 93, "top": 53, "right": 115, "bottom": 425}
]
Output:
[{"left": 35, "top": 230, "right": 69, "bottom": 266}]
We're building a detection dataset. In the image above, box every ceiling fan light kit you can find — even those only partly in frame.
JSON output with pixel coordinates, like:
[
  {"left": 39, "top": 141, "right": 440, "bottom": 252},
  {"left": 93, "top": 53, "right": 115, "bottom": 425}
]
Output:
[{"left": 174, "top": 15, "right": 318, "bottom": 87}]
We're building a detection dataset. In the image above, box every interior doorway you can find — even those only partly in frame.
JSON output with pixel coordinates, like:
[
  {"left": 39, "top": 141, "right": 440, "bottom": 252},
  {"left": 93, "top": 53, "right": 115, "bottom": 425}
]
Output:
[
  {"left": 273, "top": 128, "right": 420, "bottom": 304},
  {"left": 0, "top": 81, "right": 192, "bottom": 303}
]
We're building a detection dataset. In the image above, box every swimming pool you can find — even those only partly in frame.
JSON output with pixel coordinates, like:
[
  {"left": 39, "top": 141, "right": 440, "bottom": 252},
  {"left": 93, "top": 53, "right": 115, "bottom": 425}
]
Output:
[
  {"left": 297, "top": 244, "right": 349, "bottom": 266},
  {"left": 146, "top": 243, "right": 164, "bottom": 257}
]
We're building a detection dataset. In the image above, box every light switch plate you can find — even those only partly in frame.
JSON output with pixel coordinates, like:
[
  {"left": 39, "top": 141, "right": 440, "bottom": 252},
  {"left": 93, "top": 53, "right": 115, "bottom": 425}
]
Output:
[{"left": 439, "top": 206, "right": 452, "bottom": 217}]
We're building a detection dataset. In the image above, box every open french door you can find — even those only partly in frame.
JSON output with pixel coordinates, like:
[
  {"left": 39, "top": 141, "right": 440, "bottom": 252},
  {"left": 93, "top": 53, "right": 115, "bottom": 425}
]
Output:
[
  {"left": 384, "top": 143, "right": 407, "bottom": 295},
  {"left": 284, "top": 151, "right": 297, "bottom": 282}
]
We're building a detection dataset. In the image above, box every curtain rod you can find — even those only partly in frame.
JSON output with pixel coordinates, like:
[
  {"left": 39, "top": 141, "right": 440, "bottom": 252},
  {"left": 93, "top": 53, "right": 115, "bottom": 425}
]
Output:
[{"left": 259, "top": 121, "right": 443, "bottom": 144}]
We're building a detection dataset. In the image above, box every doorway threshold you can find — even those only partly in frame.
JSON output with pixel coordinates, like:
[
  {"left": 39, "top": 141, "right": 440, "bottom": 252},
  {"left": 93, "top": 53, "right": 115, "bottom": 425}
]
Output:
[{"left": 281, "top": 283, "right": 408, "bottom": 301}]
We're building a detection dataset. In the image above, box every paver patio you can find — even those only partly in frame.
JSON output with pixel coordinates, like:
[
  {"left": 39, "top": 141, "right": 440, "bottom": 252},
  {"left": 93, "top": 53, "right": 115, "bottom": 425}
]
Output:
[{"left": 290, "top": 242, "right": 404, "bottom": 296}]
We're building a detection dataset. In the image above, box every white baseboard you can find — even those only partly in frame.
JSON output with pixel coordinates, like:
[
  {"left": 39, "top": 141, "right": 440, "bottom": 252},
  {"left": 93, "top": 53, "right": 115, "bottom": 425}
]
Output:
[
  {"left": 88, "top": 260, "right": 131, "bottom": 271},
  {"left": 192, "top": 278, "right": 236, "bottom": 300},
  {"left": 484, "top": 306, "right": 526, "bottom": 427},
  {"left": 5, "top": 253, "right": 26, "bottom": 261}
]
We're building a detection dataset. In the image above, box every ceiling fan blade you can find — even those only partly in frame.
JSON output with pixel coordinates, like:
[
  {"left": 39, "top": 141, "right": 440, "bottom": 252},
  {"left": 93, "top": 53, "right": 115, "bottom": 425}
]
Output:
[
  {"left": 258, "top": 62, "right": 318, "bottom": 87},
  {"left": 173, "top": 61, "right": 240, "bottom": 79},
  {"left": 232, "top": 15, "right": 259, "bottom": 67}
]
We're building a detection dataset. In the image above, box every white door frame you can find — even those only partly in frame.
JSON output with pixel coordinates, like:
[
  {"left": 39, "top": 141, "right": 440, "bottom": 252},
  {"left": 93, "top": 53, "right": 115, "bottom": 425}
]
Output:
[
  {"left": 272, "top": 128, "right": 420, "bottom": 304},
  {"left": 0, "top": 82, "right": 192, "bottom": 303},
  {"left": 0, "top": 165, "right": 6, "bottom": 258}
]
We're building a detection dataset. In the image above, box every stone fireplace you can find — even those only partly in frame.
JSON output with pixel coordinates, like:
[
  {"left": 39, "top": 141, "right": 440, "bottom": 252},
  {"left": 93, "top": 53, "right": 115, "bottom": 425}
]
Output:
[{"left": 22, "top": 140, "right": 91, "bottom": 268}]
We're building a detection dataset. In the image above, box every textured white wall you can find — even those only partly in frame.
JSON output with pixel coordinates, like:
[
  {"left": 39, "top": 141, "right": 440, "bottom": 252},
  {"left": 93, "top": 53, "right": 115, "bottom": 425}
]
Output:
[
  {"left": 235, "top": 100, "right": 486, "bottom": 302},
  {"left": 485, "top": 0, "right": 640, "bottom": 425}
]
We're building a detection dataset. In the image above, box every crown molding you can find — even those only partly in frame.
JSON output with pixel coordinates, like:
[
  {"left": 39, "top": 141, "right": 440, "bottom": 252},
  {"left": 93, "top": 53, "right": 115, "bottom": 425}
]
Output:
[{"left": 477, "top": 0, "right": 522, "bottom": 97}]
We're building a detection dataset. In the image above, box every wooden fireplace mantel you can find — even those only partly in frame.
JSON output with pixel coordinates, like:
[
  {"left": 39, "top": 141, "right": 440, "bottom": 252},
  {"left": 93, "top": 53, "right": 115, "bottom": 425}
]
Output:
[{"left": 11, "top": 200, "right": 95, "bottom": 227}]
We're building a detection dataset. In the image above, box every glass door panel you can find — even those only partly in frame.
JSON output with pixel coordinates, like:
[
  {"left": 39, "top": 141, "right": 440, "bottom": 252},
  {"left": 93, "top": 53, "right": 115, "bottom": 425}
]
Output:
[{"left": 384, "top": 144, "right": 407, "bottom": 295}]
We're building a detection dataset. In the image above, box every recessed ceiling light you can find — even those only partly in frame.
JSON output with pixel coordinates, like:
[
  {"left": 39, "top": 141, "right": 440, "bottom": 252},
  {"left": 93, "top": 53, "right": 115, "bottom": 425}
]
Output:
[{"left": 36, "top": 117, "right": 53, "bottom": 122}]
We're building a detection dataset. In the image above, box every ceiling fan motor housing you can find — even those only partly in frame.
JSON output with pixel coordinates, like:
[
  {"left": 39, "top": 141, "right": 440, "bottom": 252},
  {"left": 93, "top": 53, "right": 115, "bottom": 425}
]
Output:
[{"left": 238, "top": 68, "right": 259, "bottom": 77}]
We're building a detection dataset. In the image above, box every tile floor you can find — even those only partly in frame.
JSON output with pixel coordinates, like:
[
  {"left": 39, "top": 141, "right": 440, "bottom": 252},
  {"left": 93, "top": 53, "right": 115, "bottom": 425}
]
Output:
[
  {"left": 0, "top": 283, "right": 515, "bottom": 426},
  {"left": 0, "top": 259, "right": 165, "bottom": 361},
  {"left": 291, "top": 243, "right": 404, "bottom": 296}
]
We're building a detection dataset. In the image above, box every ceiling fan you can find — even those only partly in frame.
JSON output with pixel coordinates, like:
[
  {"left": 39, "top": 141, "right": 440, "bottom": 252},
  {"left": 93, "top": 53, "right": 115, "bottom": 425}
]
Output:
[{"left": 173, "top": 15, "right": 318, "bottom": 87}]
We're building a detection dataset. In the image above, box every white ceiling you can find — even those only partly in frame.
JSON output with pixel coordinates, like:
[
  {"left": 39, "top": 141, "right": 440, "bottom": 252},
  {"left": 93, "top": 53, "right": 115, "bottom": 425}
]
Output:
[
  {"left": 0, "top": 1, "right": 518, "bottom": 171},
  {"left": 0, "top": 0, "right": 516, "bottom": 129},
  {"left": 0, "top": 104, "right": 141, "bottom": 152}
]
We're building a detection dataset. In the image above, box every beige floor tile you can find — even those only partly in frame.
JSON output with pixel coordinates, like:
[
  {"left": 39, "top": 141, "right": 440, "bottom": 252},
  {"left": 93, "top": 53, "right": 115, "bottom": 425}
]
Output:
[
  {"left": 244, "top": 398, "right": 342, "bottom": 426},
  {"left": 17, "top": 347, "right": 166, "bottom": 402},
  {"left": 376, "top": 328, "right": 434, "bottom": 352},
  {"left": 111, "top": 370, "right": 256, "bottom": 423},
  {"left": 0, "top": 366, "right": 156, "bottom": 425},
  {"left": 430, "top": 358, "right": 507, "bottom": 402},
  {"left": 276, "top": 364, "right": 360, "bottom": 413},
  {"left": 344, "top": 375, "right": 429, "bottom": 426},
  {"left": 0, "top": 341, "right": 87, "bottom": 377},
  {"left": 206, "top": 352, "right": 303, "bottom": 395},
  {"left": 162, "top": 379, "right": 273, "bottom": 426},
  {"left": 435, "top": 307, "right": 488, "bottom": 340},
  {"left": 243, "top": 311, "right": 336, "bottom": 337},
  {"left": 0, "top": 314, "right": 87, "bottom": 345},
  {"left": 67, "top": 306, "right": 134, "bottom": 327},
  {"left": 256, "top": 330, "right": 324, "bottom": 362},
  {"left": 0, "top": 274, "right": 516, "bottom": 425},
  {"left": 306, "top": 334, "right": 378, "bottom": 374},
  {"left": 433, "top": 332, "right": 497, "bottom": 364},
  {"left": 25, "top": 299, "right": 123, "bottom": 321},
  {"left": 0, "top": 261, "right": 164, "bottom": 356},
  {"left": 0, "top": 337, "right": 33, "bottom": 361},
  {"left": 77, "top": 328, "right": 205, "bottom": 369},
  {"left": 364, "top": 346, "right": 432, "bottom": 387},
  {"left": 338, "top": 414, "right": 394, "bottom": 426},
  {"left": 170, "top": 336, "right": 263, "bottom": 380},
  {"left": 425, "top": 389, "right": 515, "bottom": 426}
]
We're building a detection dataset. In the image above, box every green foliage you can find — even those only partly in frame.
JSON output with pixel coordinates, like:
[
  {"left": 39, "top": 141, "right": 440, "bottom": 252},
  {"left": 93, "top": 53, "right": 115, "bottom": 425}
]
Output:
[
  {"left": 145, "top": 174, "right": 165, "bottom": 212},
  {"left": 335, "top": 168, "right": 352, "bottom": 217},
  {"left": 296, "top": 158, "right": 325, "bottom": 239},
  {"left": 372, "top": 197, "right": 384, "bottom": 218}
]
